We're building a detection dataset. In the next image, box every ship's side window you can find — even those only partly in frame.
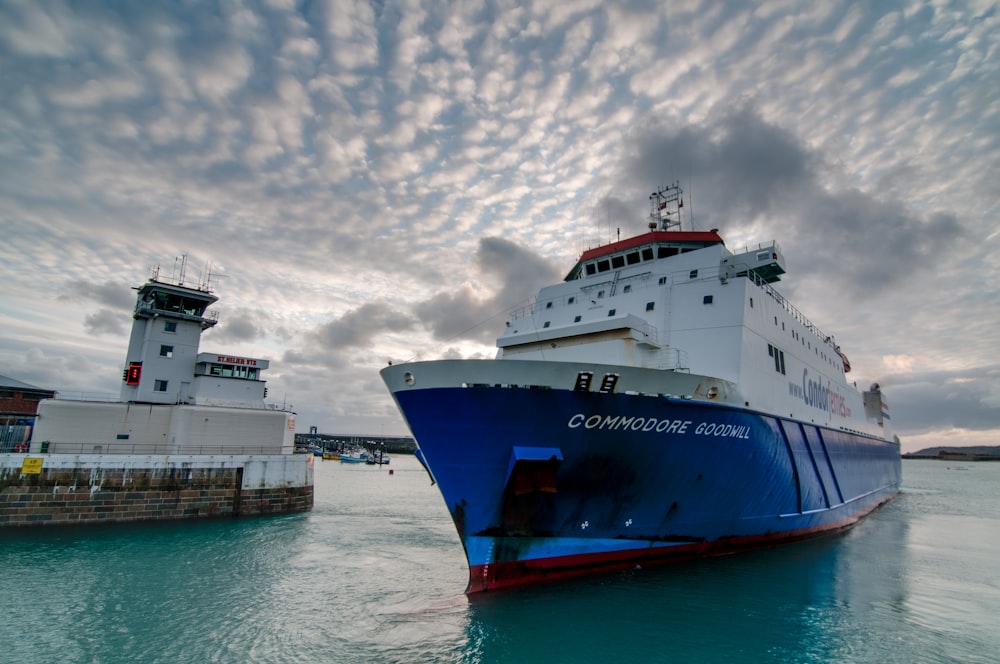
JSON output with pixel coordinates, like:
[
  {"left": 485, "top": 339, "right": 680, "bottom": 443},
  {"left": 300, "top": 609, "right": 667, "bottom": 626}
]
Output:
[
  {"left": 568, "top": 297, "right": 575, "bottom": 304},
  {"left": 543, "top": 321, "right": 550, "bottom": 328},
  {"left": 623, "top": 285, "right": 632, "bottom": 293},
  {"left": 546, "top": 302, "right": 552, "bottom": 309},
  {"left": 703, "top": 295, "right": 713, "bottom": 304},
  {"left": 154, "top": 379, "right": 169, "bottom": 392},
  {"left": 608, "top": 309, "right": 616, "bottom": 316},
  {"left": 658, "top": 277, "right": 667, "bottom": 285},
  {"left": 597, "top": 290, "right": 605, "bottom": 298},
  {"left": 164, "top": 321, "right": 177, "bottom": 333},
  {"left": 645, "top": 302, "right": 655, "bottom": 311},
  {"left": 749, "top": 298, "right": 754, "bottom": 308},
  {"left": 767, "top": 344, "right": 786, "bottom": 375},
  {"left": 574, "top": 315, "right": 582, "bottom": 322},
  {"left": 160, "top": 345, "right": 174, "bottom": 358},
  {"left": 689, "top": 270, "right": 698, "bottom": 279}
]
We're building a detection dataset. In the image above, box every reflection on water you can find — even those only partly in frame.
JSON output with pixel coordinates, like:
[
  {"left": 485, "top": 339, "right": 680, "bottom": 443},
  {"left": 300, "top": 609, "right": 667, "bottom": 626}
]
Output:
[{"left": 1, "top": 459, "right": 998, "bottom": 663}]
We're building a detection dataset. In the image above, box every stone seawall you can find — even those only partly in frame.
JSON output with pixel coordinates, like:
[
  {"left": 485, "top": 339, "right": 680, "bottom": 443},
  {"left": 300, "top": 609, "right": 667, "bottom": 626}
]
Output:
[{"left": 0, "top": 454, "right": 313, "bottom": 527}]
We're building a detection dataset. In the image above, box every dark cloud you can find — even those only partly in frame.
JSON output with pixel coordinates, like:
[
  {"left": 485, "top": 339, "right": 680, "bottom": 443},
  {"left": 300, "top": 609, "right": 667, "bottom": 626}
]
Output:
[
  {"left": 614, "top": 107, "right": 969, "bottom": 298},
  {"left": 211, "top": 308, "right": 261, "bottom": 343},
  {"left": 412, "top": 236, "right": 560, "bottom": 344},
  {"left": 60, "top": 279, "right": 135, "bottom": 309},
  {"left": 315, "top": 299, "right": 416, "bottom": 349},
  {"left": 884, "top": 364, "right": 1000, "bottom": 435},
  {"left": 83, "top": 308, "right": 129, "bottom": 336}
]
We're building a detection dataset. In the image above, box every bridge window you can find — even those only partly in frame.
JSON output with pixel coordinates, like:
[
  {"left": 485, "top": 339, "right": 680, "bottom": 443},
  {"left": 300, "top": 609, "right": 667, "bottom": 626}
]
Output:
[
  {"left": 586, "top": 263, "right": 597, "bottom": 276},
  {"left": 597, "top": 259, "right": 610, "bottom": 272},
  {"left": 611, "top": 255, "right": 625, "bottom": 268},
  {"left": 642, "top": 247, "right": 654, "bottom": 261},
  {"left": 626, "top": 251, "right": 640, "bottom": 265}
]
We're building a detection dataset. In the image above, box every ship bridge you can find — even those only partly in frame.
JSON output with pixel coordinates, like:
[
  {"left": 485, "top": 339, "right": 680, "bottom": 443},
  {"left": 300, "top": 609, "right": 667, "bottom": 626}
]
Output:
[
  {"left": 722, "top": 242, "right": 786, "bottom": 284},
  {"left": 564, "top": 230, "right": 724, "bottom": 281}
]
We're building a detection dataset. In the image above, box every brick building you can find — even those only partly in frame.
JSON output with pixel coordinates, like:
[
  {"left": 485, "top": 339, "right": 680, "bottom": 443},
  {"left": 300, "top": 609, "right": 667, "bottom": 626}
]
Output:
[{"left": 1, "top": 375, "right": 55, "bottom": 452}]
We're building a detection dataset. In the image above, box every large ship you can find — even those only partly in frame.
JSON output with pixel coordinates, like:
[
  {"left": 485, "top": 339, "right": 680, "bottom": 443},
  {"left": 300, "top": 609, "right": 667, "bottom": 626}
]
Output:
[{"left": 381, "top": 184, "right": 901, "bottom": 593}]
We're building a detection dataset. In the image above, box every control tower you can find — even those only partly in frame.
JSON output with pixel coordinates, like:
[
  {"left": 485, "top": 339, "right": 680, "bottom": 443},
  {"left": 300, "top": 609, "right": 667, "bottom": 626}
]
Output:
[{"left": 120, "top": 263, "right": 271, "bottom": 408}]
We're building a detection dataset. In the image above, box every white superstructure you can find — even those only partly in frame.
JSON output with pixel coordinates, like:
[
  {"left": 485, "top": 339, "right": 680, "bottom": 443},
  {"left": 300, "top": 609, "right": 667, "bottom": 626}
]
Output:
[{"left": 493, "top": 184, "right": 889, "bottom": 438}]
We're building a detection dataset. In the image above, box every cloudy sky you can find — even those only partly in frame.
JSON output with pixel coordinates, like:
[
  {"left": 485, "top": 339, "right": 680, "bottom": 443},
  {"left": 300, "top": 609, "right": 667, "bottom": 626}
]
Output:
[{"left": 1, "top": 0, "right": 997, "bottom": 452}]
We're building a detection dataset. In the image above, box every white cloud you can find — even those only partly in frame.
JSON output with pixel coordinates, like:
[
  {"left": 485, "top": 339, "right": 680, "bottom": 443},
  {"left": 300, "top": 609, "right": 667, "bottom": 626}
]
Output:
[{"left": 0, "top": 0, "right": 996, "bottom": 450}]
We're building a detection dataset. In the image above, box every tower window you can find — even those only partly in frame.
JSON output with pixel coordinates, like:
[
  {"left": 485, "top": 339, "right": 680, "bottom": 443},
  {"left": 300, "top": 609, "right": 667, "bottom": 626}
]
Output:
[
  {"left": 154, "top": 379, "right": 169, "bottom": 392},
  {"left": 159, "top": 345, "right": 174, "bottom": 358}
]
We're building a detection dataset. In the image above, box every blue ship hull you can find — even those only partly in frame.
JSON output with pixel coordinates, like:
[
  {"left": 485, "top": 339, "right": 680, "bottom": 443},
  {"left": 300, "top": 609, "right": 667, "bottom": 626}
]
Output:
[{"left": 395, "top": 385, "right": 901, "bottom": 592}]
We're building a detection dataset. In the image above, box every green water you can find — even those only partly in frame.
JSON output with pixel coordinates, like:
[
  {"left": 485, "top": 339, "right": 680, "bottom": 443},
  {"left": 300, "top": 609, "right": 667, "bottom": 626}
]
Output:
[{"left": 1, "top": 459, "right": 997, "bottom": 663}]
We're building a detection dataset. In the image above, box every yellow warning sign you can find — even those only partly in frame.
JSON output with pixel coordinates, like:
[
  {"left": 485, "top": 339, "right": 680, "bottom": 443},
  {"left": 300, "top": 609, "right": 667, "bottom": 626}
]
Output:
[{"left": 21, "top": 457, "right": 44, "bottom": 474}]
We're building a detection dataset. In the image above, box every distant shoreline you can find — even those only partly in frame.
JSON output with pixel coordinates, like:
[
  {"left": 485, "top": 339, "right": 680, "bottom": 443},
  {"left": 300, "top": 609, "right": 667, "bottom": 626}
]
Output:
[{"left": 902, "top": 445, "right": 1000, "bottom": 461}]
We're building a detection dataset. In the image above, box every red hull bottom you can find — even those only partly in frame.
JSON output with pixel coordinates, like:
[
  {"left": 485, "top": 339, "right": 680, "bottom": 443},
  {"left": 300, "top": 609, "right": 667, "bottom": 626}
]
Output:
[{"left": 465, "top": 492, "right": 898, "bottom": 593}]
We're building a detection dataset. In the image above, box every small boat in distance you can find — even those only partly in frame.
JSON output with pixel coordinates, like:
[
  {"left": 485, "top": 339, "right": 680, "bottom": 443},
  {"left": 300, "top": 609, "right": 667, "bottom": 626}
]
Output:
[
  {"left": 339, "top": 450, "right": 368, "bottom": 463},
  {"left": 382, "top": 182, "right": 902, "bottom": 593}
]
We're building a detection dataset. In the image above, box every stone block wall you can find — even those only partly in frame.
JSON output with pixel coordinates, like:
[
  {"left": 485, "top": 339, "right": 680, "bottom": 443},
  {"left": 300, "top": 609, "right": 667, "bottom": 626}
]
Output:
[{"left": 0, "top": 454, "right": 313, "bottom": 527}]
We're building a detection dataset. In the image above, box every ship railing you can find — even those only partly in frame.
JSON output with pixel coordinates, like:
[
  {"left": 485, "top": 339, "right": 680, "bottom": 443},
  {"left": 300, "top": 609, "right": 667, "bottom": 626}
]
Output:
[
  {"left": 22, "top": 441, "right": 294, "bottom": 455},
  {"left": 506, "top": 301, "right": 536, "bottom": 322},
  {"left": 647, "top": 346, "right": 689, "bottom": 371},
  {"left": 744, "top": 270, "right": 836, "bottom": 349}
]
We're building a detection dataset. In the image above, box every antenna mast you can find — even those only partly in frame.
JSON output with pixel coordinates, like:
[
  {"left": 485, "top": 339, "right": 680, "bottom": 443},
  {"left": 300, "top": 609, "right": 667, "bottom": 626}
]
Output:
[{"left": 648, "top": 182, "right": 684, "bottom": 231}]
